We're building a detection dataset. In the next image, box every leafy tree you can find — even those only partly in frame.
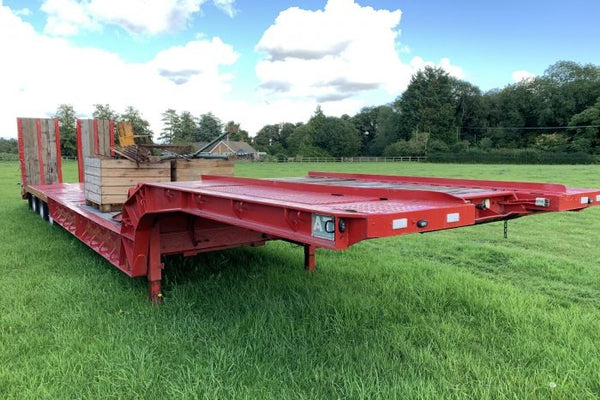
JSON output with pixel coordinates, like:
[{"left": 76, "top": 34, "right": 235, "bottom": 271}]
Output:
[
  {"left": 452, "top": 79, "right": 484, "bottom": 144},
  {"left": 253, "top": 124, "right": 281, "bottom": 153},
  {"left": 545, "top": 60, "right": 600, "bottom": 84},
  {"left": 286, "top": 123, "right": 326, "bottom": 157},
  {"left": 253, "top": 122, "right": 296, "bottom": 155},
  {"left": 92, "top": 104, "right": 119, "bottom": 120},
  {"left": 478, "top": 137, "right": 493, "bottom": 150},
  {"left": 537, "top": 61, "right": 600, "bottom": 127},
  {"left": 54, "top": 104, "right": 77, "bottom": 157},
  {"left": 352, "top": 106, "right": 389, "bottom": 154},
  {"left": 197, "top": 112, "right": 222, "bottom": 142},
  {"left": 383, "top": 131, "right": 430, "bottom": 157},
  {"left": 224, "top": 121, "right": 250, "bottom": 142},
  {"left": 309, "top": 105, "right": 327, "bottom": 135},
  {"left": 495, "top": 82, "right": 540, "bottom": 146},
  {"left": 533, "top": 133, "right": 568, "bottom": 152},
  {"left": 286, "top": 107, "right": 360, "bottom": 157},
  {"left": 364, "top": 105, "right": 401, "bottom": 155},
  {"left": 0, "top": 138, "right": 18, "bottom": 154},
  {"left": 159, "top": 109, "right": 180, "bottom": 144},
  {"left": 394, "top": 66, "right": 457, "bottom": 145},
  {"left": 177, "top": 111, "right": 198, "bottom": 143},
  {"left": 568, "top": 98, "right": 600, "bottom": 153},
  {"left": 314, "top": 116, "right": 361, "bottom": 157},
  {"left": 279, "top": 122, "right": 296, "bottom": 150}
]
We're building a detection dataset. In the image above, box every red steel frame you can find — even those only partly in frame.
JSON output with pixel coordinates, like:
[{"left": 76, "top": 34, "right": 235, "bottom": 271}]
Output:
[
  {"left": 26, "top": 172, "right": 600, "bottom": 302},
  {"left": 17, "top": 118, "right": 27, "bottom": 188},
  {"left": 54, "top": 119, "right": 63, "bottom": 183},
  {"left": 76, "top": 119, "right": 84, "bottom": 183}
]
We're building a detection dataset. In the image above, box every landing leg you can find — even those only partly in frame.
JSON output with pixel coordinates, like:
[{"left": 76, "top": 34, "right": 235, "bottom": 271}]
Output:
[
  {"left": 304, "top": 244, "right": 316, "bottom": 272},
  {"left": 147, "top": 223, "right": 164, "bottom": 303},
  {"left": 148, "top": 280, "right": 162, "bottom": 303}
]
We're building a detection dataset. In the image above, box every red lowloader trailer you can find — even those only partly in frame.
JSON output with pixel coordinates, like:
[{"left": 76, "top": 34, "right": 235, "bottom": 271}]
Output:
[
  {"left": 22, "top": 172, "right": 600, "bottom": 302},
  {"left": 17, "top": 118, "right": 600, "bottom": 302}
]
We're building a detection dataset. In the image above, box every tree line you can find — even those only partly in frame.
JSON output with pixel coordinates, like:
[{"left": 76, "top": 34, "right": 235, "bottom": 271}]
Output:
[
  {"left": 47, "top": 104, "right": 251, "bottom": 157},
  {"left": 6, "top": 60, "right": 599, "bottom": 160},
  {"left": 253, "top": 60, "right": 600, "bottom": 159},
  {"left": 153, "top": 60, "right": 600, "bottom": 160}
]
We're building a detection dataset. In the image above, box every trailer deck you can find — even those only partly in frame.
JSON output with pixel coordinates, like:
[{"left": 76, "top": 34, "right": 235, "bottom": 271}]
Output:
[{"left": 25, "top": 171, "right": 600, "bottom": 302}]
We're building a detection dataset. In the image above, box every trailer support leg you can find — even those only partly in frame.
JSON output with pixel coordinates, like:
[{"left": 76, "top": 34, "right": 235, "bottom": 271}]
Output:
[
  {"left": 304, "top": 244, "right": 316, "bottom": 272},
  {"left": 147, "top": 223, "right": 164, "bottom": 303}
]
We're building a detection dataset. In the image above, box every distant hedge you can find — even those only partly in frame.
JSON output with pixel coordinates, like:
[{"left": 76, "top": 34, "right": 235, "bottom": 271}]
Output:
[
  {"left": 428, "top": 149, "right": 596, "bottom": 164},
  {"left": 0, "top": 153, "right": 18, "bottom": 161}
]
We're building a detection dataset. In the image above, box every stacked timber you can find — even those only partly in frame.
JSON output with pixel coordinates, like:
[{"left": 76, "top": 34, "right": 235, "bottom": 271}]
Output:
[
  {"left": 171, "top": 158, "right": 234, "bottom": 181},
  {"left": 84, "top": 157, "right": 171, "bottom": 211}
]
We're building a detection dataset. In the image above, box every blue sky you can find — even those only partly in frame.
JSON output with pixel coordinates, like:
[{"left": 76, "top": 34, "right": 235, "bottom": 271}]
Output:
[{"left": 1, "top": 0, "right": 599, "bottom": 139}]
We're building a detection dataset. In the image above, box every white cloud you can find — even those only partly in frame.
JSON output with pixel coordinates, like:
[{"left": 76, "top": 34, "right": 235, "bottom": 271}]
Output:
[
  {"left": 0, "top": 0, "right": 467, "bottom": 140},
  {"left": 40, "top": 0, "right": 235, "bottom": 36},
  {"left": 255, "top": 0, "right": 462, "bottom": 107},
  {"left": 152, "top": 38, "right": 238, "bottom": 85},
  {"left": 512, "top": 70, "right": 536, "bottom": 83},
  {"left": 213, "top": 0, "right": 236, "bottom": 18},
  {"left": 409, "top": 56, "right": 465, "bottom": 80},
  {"left": 0, "top": 3, "right": 240, "bottom": 138},
  {"left": 41, "top": 0, "right": 99, "bottom": 36}
]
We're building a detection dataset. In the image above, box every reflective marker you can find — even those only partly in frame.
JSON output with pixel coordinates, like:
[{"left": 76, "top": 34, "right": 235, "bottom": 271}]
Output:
[
  {"left": 446, "top": 213, "right": 460, "bottom": 223},
  {"left": 535, "top": 198, "right": 550, "bottom": 207},
  {"left": 392, "top": 218, "right": 408, "bottom": 229}
]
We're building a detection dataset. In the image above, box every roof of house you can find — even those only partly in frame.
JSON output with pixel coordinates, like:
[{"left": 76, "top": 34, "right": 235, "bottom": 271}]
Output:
[
  {"left": 220, "top": 140, "right": 257, "bottom": 154},
  {"left": 192, "top": 140, "right": 257, "bottom": 154},
  {"left": 191, "top": 142, "right": 210, "bottom": 151}
]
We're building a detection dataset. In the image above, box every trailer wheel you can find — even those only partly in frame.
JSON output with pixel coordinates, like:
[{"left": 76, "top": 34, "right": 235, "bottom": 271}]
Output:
[
  {"left": 40, "top": 201, "right": 50, "bottom": 222},
  {"left": 27, "top": 195, "right": 33, "bottom": 210},
  {"left": 32, "top": 196, "right": 39, "bottom": 213}
]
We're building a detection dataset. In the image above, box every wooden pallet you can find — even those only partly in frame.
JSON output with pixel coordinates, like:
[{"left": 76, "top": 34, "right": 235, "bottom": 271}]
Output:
[{"left": 85, "top": 199, "right": 122, "bottom": 213}]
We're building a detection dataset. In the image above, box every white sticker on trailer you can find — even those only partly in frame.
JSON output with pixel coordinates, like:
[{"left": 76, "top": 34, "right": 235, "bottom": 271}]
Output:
[
  {"left": 597, "top": 195, "right": 600, "bottom": 202},
  {"left": 446, "top": 213, "right": 460, "bottom": 223},
  {"left": 581, "top": 197, "right": 589, "bottom": 204},
  {"left": 312, "top": 214, "right": 335, "bottom": 241},
  {"left": 392, "top": 218, "right": 408, "bottom": 230}
]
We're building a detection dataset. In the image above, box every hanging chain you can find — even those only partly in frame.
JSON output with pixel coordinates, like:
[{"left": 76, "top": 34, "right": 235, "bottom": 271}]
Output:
[{"left": 504, "top": 220, "right": 508, "bottom": 239}]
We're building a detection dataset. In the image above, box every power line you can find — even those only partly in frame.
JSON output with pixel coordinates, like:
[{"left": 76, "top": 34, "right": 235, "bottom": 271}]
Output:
[{"left": 465, "top": 125, "right": 600, "bottom": 131}]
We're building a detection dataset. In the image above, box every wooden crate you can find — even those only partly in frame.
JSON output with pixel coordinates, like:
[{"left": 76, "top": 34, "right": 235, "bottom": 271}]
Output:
[
  {"left": 84, "top": 157, "right": 171, "bottom": 207},
  {"left": 171, "top": 159, "right": 234, "bottom": 181}
]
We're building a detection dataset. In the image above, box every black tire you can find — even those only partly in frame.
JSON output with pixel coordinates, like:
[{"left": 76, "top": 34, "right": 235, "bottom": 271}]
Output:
[
  {"left": 32, "top": 196, "right": 39, "bottom": 213},
  {"left": 40, "top": 201, "right": 49, "bottom": 222}
]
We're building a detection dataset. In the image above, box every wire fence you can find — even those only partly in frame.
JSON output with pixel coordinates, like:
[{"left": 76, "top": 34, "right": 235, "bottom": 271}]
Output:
[
  {"left": 257, "top": 156, "right": 427, "bottom": 163},
  {"left": 58, "top": 155, "right": 427, "bottom": 163}
]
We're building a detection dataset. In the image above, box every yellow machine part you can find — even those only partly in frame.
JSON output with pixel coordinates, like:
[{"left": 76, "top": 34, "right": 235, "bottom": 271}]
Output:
[{"left": 116, "top": 122, "right": 136, "bottom": 147}]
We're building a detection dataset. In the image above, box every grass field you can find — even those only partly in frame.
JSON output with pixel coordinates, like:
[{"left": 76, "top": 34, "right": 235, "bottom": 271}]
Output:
[{"left": 1, "top": 160, "right": 599, "bottom": 399}]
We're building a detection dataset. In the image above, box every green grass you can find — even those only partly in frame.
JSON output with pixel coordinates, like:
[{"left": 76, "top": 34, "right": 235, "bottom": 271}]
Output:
[{"left": 1, "top": 160, "right": 600, "bottom": 399}]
